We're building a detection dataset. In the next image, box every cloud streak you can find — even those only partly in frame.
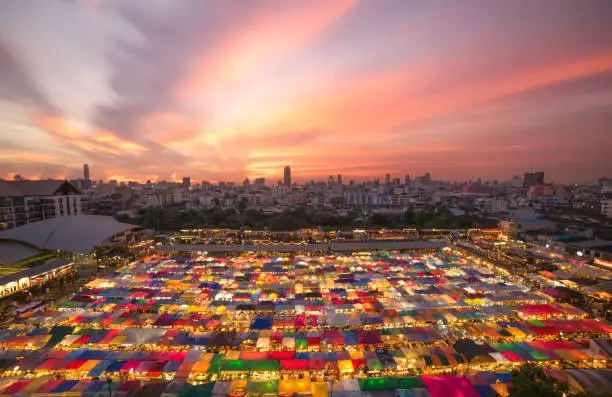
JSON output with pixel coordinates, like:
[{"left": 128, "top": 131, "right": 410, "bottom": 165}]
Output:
[{"left": 0, "top": 1, "right": 611, "bottom": 183}]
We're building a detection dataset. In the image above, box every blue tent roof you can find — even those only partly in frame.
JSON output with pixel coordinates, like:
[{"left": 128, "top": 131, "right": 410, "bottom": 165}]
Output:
[
  {"left": 84, "top": 381, "right": 106, "bottom": 393},
  {"left": 105, "top": 360, "right": 126, "bottom": 373},
  {"left": 88, "top": 360, "right": 112, "bottom": 377},
  {"left": 52, "top": 380, "right": 78, "bottom": 393},
  {"left": 495, "top": 372, "right": 513, "bottom": 383},
  {"left": 250, "top": 316, "right": 273, "bottom": 330},
  {"left": 164, "top": 361, "right": 181, "bottom": 372}
]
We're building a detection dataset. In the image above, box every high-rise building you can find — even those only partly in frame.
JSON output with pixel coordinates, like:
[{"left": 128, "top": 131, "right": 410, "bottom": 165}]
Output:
[
  {"left": 83, "top": 164, "right": 90, "bottom": 182},
  {"left": 524, "top": 172, "right": 544, "bottom": 188},
  {"left": 599, "top": 178, "right": 612, "bottom": 194},
  {"left": 414, "top": 173, "right": 431, "bottom": 184},
  {"left": 385, "top": 174, "right": 391, "bottom": 186},
  {"left": 283, "top": 166, "right": 291, "bottom": 187},
  {"left": 337, "top": 174, "right": 342, "bottom": 186},
  {"left": 254, "top": 178, "right": 266, "bottom": 187},
  {"left": 404, "top": 174, "right": 410, "bottom": 185},
  {"left": 182, "top": 177, "right": 191, "bottom": 188}
]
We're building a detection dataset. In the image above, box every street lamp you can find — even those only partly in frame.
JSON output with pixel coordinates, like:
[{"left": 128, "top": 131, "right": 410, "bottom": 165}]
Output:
[
  {"left": 106, "top": 375, "right": 112, "bottom": 397},
  {"left": 328, "top": 378, "right": 335, "bottom": 397}
]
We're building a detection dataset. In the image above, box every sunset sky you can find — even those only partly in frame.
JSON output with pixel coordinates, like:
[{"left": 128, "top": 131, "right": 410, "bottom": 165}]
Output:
[{"left": 1, "top": 1, "right": 612, "bottom": 183}]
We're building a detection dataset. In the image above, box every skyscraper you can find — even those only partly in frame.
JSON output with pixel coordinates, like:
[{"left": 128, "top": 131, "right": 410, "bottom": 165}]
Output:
[
  {"left": 337, "top": 174, "right": 342, "bottom": 186},
  {"left": 283, "top": 166, "right": 291, "bottom": 187},
  {"left": 524, "top": 171, "right": 544, "bottom": 188},
  {"left": 83, "top": 163, "right": 90, "bottom": 189}
]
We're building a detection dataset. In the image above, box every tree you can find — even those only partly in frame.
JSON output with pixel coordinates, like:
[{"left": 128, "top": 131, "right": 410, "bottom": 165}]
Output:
[
  {"left": 572, "top": 392, "right": 612, "bottom": 397},
  {"left": 508, "top": 363, "right": 568, "bottom": 397},
  {"left": 237, "top": 197, "right": 249, "bottom": 214}
]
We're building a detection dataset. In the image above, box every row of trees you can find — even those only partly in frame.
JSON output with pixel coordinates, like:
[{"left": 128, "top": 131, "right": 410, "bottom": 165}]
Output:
[
  {"left": 509, "top": 363, "right": 610, "bottom": 397},
  {"left": 116, "top": 205, "right": 497, "bottom": 232}
]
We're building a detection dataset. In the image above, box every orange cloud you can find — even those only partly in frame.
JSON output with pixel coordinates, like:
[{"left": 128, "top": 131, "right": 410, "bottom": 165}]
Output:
[
  {"left": 279, "top": 51, "right": 612, "bottom": 139},
  {"left": 177, "top": 0, "right": 355, "bottom": 99},
  {"left": 139, "top": 110, "right": 207, "bottom": 146},
  {"left": 31, "top": 112, "right": 149, "bottom": 156}
]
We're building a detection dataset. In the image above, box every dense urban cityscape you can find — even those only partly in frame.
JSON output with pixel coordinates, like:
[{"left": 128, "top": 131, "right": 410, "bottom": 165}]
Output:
[
  {"left": 2, "top": 1, "right": 612, "bottom": 396},
  {"left": 0, "top": 165, "right": 611, "bottom": 396}
]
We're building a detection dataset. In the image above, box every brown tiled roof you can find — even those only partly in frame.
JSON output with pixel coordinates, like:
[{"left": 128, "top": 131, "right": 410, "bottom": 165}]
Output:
[{"left": 0, "top": 180, "right": 78, "bottom": 197}]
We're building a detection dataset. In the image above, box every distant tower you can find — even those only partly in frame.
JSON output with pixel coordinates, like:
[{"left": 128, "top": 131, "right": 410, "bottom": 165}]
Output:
[
  {"left": 182, "top": 177, "right": 191, "bottom": 188},
  {"left": 83, "top": 163, "right": 90, "bottom": 182},
  {"left": 385, "top": 174, "right": 391, "bottom": 186},
  {"left": 404, "top": 174, "right": 410, "bottom": 185},
  {"left": 337, "top": 174, "right": 342, "bottom": 186},
  {"left": 283, "top": 166, "right": 291, "bottom": 187}
]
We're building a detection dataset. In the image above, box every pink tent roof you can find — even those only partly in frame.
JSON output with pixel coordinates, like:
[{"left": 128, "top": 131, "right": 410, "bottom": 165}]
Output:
[
  {"left": 35, "top": 380, "right": 63, "bottom": 393},
  {"left": 2, "top": 380, "right": 33, "bottom": 394},
  {"left": 269, "top": 351, "right": 294, "bottom": 360},
  {"left": 422, "top": 376, "right": 481, "bottom": 397},
  {"left": 121, "top": 360, "right": 141, "bottom": 372},
  {"left": 136, "top": 361, "right": 155, "bottom": 373},
  {"left": 500, "top": 352, "right": 524, "bottom": 362}
]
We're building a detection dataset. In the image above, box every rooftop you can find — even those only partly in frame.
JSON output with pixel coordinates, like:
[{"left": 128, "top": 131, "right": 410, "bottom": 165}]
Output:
[
  {"left": 0, "top": 259, "right": 73, "bottom": 286},
  {"left": 0, "top": 179, "right": 79, "bottom": 197},
  {"left": 0, "top": 215, "right": 141, "bottom": 253}
]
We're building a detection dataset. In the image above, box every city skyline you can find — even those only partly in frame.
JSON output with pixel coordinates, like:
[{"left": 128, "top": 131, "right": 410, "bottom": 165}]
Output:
[
  {"left": 3, "top": 163, "right": 566, "bottom": 186},
  {"left": 2, "top": 1, "right": 612, "bottom": 183}
]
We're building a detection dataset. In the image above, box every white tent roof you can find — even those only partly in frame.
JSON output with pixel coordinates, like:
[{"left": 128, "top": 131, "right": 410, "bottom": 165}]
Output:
[{"left": 0, "top": 215, "right": 141, "bottom": 253}]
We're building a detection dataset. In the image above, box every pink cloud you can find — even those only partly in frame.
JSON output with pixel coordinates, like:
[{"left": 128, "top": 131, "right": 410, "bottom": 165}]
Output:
[{"left": 176, "top": 0, "right": 356, "bottom": 99}]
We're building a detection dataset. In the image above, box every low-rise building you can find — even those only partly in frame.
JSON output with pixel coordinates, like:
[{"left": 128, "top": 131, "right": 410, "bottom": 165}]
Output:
[
  {"left": 0, "top": 180, "right": 82, "bottom": 230},
  {"left": 602, "top": 199, "right": 612, "bottom": 218}
]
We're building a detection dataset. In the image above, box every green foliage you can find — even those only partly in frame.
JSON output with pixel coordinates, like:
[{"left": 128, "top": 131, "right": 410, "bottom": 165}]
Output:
[
  {"left": 9, "top": 251, "right": 58, "bottom": 268},
  {"left": 508, "top": 363, "right": 568, "bottom": 397},
  {"left": 572, "top": 392, "right": 612, "bottom": 397},
  {"left": 118, "top": 205, "right": 492, "bottom": 232}
]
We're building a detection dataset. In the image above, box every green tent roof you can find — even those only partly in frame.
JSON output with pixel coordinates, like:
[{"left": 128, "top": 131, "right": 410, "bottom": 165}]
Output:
[
  {"left": 528, "top": 319, "right": 546, "bottom": 327},
  {"left": 221, "top": 360, "right": 247, "bottom": 371},
  {"left": 221, "top": 360, "right": 280, "bottom": 372},
  {"left": 527, "top": 350, "right": 549, "bottom": 361},
  {"left": 207, "top": 354, "right": 224, "bottom": 374},
  {"left": 491, "top": 343, "right": 521, "bottom": 352},
  {"left": 359, "top": 377, "right": 393, "bottom": 391},
  {"left": 178, "top": 383, "right": 215, "bottom": 397},
  {"left": 246, "top": 380, "right": 278, "bottom": 394},
  {"left": 390, "top": 377, "right": 426, "bottom": 390},
  {"left": 248, "top": 360, "right": 280, "bottom": 371},
  {"left": 367, "top": 358, "right": 384, "bottom": 371}
]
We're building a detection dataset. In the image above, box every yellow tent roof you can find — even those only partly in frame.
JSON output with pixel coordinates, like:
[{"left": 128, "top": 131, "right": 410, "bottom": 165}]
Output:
[
  {"left": 279, "top": 379, "right": 311, "bottom": 395},
  {"left": 339, "top": 360, "right": 354, "bottom": 373}
]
